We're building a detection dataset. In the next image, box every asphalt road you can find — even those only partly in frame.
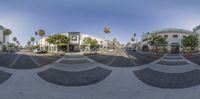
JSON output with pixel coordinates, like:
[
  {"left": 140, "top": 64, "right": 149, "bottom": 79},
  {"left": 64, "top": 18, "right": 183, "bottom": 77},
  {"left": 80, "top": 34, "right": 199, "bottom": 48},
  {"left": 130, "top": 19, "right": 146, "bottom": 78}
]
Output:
[
  {"left": 87, "top": 50, "right": 161, "bottom": 67},
  {"left": 126, "top": 50, "right": 162, "bottom": 65},
  {"left": 0, "top": 50, "right": 60, "bottom": 69},
  {"left": 184, "top": 54, "right": 200, "bottom": 65}
]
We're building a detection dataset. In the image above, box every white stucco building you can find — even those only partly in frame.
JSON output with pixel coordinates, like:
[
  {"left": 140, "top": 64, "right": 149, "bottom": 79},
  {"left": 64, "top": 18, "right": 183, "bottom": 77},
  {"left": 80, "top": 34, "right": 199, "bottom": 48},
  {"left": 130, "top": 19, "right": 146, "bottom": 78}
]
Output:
[
  {"left": 0, "top": 25, "right": 6, "bottom": 51},
  {"left": 79, "top": 34, "right": 105, "bottom": 51},
  {"left": 38, "top": 32, "right": 107, "bottom": 52},
  {"left": 193, "top": 25, "right": 200, "bottom": 50},
  {"left": 140, "top": 28, "right": 195, "bottom": 53},
  {"left": 0, "top": 25, "right": 10, "bottom": 52}
]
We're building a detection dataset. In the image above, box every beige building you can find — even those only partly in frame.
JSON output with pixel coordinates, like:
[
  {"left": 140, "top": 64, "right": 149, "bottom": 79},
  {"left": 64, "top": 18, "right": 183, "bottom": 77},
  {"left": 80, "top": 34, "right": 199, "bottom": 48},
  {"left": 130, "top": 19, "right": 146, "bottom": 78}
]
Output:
[{"left": 140, "top": 28, "right": 195, "bottom": 53}]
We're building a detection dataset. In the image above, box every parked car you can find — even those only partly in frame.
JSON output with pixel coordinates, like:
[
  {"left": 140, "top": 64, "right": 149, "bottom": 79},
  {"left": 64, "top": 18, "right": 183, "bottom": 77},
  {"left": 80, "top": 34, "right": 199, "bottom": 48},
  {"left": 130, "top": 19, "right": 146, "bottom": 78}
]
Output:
[
  {"left": 107, "top": 49, "right": 113, "bottom": 52},
  {"left": 33, "top": 49, "right": 48, "bottom": 54},
  {"left": 33, "top": 49, "right": 40, "bottom": 53}
]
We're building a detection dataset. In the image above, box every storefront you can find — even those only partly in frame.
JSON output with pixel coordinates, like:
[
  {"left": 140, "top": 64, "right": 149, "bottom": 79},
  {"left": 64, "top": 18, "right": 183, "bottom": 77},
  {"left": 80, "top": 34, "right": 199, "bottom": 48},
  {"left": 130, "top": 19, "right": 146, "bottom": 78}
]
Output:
[
  {"left": 170, "top": 43, "right": 180, "bottom": 54},
  {"left": 68, "top": 32, "right": 81, "bottom": 52}
]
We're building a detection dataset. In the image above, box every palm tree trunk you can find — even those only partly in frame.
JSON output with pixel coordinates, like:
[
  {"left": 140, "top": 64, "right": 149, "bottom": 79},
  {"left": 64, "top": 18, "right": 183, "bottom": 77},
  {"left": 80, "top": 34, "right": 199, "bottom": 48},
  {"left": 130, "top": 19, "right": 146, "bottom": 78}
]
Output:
[
  {"left": 3, "top": 34, "right": 5, "bottom": 44},
  {"left": 106, "top": 34, "right": 108, "bottom": 50},
  {"left": 155, "top": 45, "right": 157, "bottom": 52},
  {"left": 40, "top": 36, "right": 42, "bottom": 49},
  {"left": 152, "top": 45, "right": 155, "bottom": 52}
]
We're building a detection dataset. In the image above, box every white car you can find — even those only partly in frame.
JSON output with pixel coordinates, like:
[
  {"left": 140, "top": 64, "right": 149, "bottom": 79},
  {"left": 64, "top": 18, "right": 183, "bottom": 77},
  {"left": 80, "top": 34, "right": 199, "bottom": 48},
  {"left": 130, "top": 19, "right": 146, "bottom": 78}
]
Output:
[
  {"left": 107, "top": 49, "right": 113, "bottom": 52},
  {"left": 33, "top": 49, "right": 40, "bottom": 53},
  {"left": 34, "top": 49, "right": 48, "bottom": 54}
]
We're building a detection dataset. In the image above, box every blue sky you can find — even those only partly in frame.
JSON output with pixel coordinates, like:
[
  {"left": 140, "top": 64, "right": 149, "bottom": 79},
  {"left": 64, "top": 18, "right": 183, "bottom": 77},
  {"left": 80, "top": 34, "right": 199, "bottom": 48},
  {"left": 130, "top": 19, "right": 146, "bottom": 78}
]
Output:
[{"left": 0, "top": 0, "right": 200, "bottom": 46}]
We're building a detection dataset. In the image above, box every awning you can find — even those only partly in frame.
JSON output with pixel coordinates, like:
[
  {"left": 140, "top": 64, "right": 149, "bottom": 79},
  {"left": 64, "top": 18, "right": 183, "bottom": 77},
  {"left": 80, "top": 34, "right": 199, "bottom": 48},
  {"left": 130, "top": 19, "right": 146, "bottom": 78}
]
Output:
[{"left": 170, "top": 43, "right": 180, "bottom": 46}]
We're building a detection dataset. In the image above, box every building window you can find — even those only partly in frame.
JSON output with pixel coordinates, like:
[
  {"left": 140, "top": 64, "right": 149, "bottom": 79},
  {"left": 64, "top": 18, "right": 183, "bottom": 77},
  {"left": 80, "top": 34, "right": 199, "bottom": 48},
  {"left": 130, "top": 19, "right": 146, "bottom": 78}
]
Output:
[
  {"left": 164, "top": 35, "right": 168, "bottom": 38},
  {"left": 173, "top": 35, "right": 178, "bottom": 38}
]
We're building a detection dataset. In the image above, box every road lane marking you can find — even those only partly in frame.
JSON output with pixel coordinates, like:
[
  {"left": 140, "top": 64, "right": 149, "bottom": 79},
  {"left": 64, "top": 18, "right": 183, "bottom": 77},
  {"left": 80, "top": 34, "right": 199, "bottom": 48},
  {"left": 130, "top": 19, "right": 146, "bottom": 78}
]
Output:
[
  {"left": 129, "top": 55, "right": 138, "bottom": 60},
  {"left": 127, "top": 55, "right": 138, "bottom": 66},
  {"left": 125, "top": 51, "right": 138, "bottom": 66},
  {"left": 30, "top": 56, "right": 42, "bottom": 67},
  {"left": 9, "top": 54, "right": 21, "bottom": 67},
  {"left": 108, "top": 56, "right": 118, "bottom": 65}
]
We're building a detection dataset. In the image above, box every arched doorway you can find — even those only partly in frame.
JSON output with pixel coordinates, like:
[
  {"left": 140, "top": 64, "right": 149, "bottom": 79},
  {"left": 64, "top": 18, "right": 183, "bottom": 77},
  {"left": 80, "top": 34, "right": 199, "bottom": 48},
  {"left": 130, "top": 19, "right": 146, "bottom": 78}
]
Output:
[
  {"left": 141, "top": 44, "right": 149, "bottom": 52},
  {"left": 170, "top": 43, "right": 180, "bottom": 54}
]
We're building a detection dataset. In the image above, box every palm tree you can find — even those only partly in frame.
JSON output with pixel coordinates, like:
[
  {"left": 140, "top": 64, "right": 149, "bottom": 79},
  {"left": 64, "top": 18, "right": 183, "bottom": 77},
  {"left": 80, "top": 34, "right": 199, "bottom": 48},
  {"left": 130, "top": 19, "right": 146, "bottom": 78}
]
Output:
[
  {"left": 27, "top": 41, "right": 31, "bottom": 47},
  {"left": 36, "top": 29, "right": 45, "bottom": 48},
  {"left": 3, "top": 29, "right": 12, "bottom": 46},
  {"left": 30, "top": 37, "right": 35, "bottom": 46},
  {"left": 16, "top": 41, "right": 19, "bottom": 45},
  {"left": 13, "top": 37, "right": 17, "bottom": 45},
  {"left": 112, "top": 38, "right": 117, "bottom": 49},
  {"left": 103, "top": 26, "right": 111, "bottom": 50}
]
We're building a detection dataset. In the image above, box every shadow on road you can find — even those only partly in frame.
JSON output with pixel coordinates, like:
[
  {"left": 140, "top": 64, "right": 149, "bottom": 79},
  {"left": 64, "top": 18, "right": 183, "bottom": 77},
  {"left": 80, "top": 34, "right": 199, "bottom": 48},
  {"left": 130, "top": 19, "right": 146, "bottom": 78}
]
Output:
[
  {"left": 0, "top": 50, "right": 60, "bottom": 69},
  {"left": 86, "top": 51, "right": 160, "bottom": 67}
]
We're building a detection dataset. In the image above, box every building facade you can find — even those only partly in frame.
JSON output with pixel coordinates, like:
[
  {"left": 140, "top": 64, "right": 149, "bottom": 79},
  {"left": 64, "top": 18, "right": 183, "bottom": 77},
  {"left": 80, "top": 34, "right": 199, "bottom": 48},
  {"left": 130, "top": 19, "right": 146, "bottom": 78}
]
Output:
[
  {"left": 39, "top": 32, "right": 107, "bottom": 52},
  {"left": 140, "top": 28, "right": 195, "bottom": 53},
  {"left": 79, "top": 34, "right": 105, "bottom": 51},
  {"left": 0, "top": 25, "right": 6, "bottom": 51},
  {"left": 193, "top": 25, "right": 200, "bottom": 50}
]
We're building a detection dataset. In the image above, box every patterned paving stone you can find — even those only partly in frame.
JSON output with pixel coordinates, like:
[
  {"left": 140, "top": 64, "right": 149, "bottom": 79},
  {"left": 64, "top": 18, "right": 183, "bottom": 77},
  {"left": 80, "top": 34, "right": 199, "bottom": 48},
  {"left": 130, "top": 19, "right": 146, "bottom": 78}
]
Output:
[
  {"left": 134, "top": 68, "right": 200, "bottom": 88},
  {"left": 65, "top": 55, "right": 85, "bottom": 58},
  {"left": 163, "top": 57, "right": 182, "bottom": 59},
  {"left": 163, "top": 54, "right": 182, "bottom": 59},
  {"left": 86, "top": 52, "right": 158, "bottom": 67},
  {"left": 0, "top": 70, "right": 12, "bottom": 84},
  {"left": 157, "top": 61, "right": 188, "bottom": 66},
  {"left": 167, "top": 54, "right": 180, "bottom": 56},
  {"left": 37, "top": 67, "right": 112, "bottom": 86},
  {"left": 59, "top": 59, "right": 91, "bottom": 64}
]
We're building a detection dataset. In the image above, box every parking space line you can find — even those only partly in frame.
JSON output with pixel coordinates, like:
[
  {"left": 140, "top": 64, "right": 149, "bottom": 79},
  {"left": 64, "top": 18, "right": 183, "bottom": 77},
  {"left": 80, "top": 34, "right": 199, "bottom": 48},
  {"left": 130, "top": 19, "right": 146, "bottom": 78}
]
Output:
[
  {"left": 9, "top": 54, "right": 21, "bottom": 67},
  {"left": 108, "top": 56, "right": 118, "bottom": 65},
  {"left": 30, "top": 56, "right": 42, "bottom": 67},
  {"left": 125, "top": 51, "right": 139, "bottom": 66}
]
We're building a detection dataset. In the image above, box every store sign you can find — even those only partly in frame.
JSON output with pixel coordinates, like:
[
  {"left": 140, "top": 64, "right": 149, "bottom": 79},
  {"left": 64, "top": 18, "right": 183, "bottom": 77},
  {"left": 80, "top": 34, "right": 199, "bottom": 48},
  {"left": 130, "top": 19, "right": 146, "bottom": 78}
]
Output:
[{"left": 71, "top": 35, "right": 77, "bottom": 41}]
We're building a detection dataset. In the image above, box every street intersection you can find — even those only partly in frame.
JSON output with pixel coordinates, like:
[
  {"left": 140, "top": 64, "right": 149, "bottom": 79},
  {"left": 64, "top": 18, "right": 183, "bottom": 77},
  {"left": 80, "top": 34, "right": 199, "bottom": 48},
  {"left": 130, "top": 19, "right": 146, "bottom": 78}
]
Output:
[
  {"left": 1, "top": 50, "right": 200, "bottom": 99},
  {"left": 0, "top": 50, "right": 59, "bottom": 69}
]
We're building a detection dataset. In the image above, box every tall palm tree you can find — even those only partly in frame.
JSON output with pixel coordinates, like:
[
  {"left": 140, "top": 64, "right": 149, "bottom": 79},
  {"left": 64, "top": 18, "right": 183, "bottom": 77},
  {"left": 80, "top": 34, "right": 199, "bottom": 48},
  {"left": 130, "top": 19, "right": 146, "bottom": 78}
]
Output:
[
  {"left": 13, "top": 37, "right": 17, "bottom": 45},
  {"left": 27, "top": 41, "right": 31, "bottom": 47},
  {"left": 16, "top": 41, "right": 19, "bottom": 44},
  {"left": 103, "top": 26, "right": 111, "bottom": 50},
  {"left": 36, "top": 29, "right": 45, "bottom": 48},
  {"left": 30, "top": 37, "right": 35, "bottom": 46},
  {"left": 112, "top": 38, "right": 117, "bottom": 49},
  {"left": 3, "top": 29, "right": 12, "bottom": 45}
]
